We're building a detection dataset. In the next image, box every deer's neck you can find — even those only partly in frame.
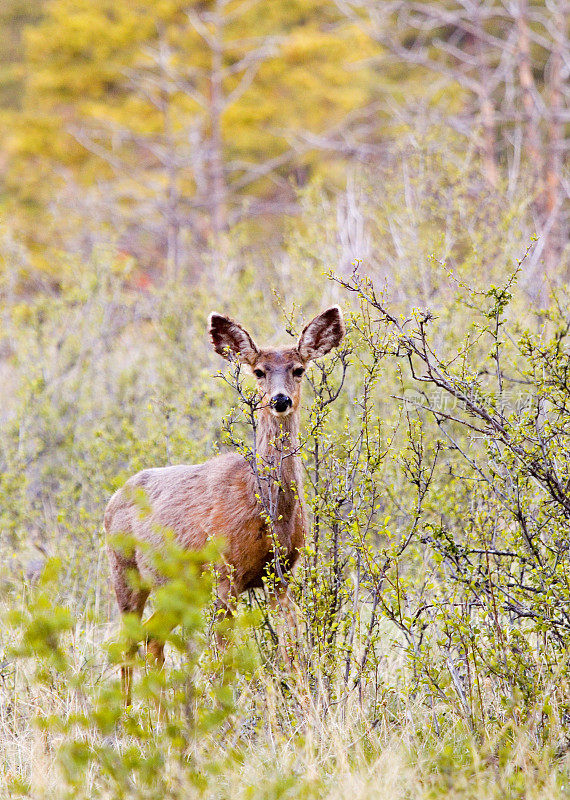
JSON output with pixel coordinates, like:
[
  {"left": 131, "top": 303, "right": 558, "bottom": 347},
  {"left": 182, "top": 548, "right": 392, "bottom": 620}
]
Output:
[
  {"left": 256, "top": 408, "right": 302, "bottom": 493},
  {"left": 254, "top": 408, "right": 306, "bottom": 555}
]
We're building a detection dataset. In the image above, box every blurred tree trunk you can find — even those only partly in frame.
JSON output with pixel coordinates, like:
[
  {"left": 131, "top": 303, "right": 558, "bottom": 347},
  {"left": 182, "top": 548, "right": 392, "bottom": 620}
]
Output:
[
  {"left": 474, "top": 5, "right": 498, "bottom": 188},
  {"left": 67, "top": 1, "right": 285, "bottom": 276},
  {"left": 208, "top": 0, "right": 228, "bottom": 246},
  {"left": 544, "top": 0, "right": 567, "bottom": 276},
  {"left": 515, "top": 0, "right": 543, "bottom": 184}
]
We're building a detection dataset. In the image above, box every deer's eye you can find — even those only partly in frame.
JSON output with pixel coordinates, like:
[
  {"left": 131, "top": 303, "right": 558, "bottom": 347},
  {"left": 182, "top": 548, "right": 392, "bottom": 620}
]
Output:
[
  {"left": 253, "top": 368, "right": 265, "bottom": 379},
  {"left": 292, "top": 366, "right": 305, "bottom": 378}
]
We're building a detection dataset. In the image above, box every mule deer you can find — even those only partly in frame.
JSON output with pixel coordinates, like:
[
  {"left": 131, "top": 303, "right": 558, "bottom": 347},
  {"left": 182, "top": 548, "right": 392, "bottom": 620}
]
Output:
[{"left": 105, "top": 306, "right": 345, "bottom": 703}]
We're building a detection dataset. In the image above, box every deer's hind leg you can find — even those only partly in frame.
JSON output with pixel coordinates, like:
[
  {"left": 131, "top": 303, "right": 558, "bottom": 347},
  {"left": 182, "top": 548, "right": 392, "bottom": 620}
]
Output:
[
  {"left": 108, "top": 547, "right": 150, "bottom": 707},
  {"left": 145, "top": 635, "right": 165, "bottom": 668},
  {"left": 120, "top": 597, "right": 149, "bottom": 707}
]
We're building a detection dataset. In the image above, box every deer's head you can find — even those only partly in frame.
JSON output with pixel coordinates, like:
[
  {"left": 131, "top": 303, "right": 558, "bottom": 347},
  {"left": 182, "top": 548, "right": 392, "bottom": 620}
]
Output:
[{"left": 208, "top": 307, "right": 345, "bottom": 417}]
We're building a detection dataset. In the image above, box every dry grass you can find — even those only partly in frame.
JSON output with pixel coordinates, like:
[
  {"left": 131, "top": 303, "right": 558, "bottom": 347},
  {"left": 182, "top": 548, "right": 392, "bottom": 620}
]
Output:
[{"left": 2, "top": 561, "right": 569, "bottom": 800}]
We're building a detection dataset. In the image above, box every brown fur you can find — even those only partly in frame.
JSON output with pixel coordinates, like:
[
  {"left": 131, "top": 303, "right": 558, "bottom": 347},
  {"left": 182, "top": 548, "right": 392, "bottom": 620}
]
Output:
[{"left": 105, "top": 307, "right": 345, "bottom": 702}]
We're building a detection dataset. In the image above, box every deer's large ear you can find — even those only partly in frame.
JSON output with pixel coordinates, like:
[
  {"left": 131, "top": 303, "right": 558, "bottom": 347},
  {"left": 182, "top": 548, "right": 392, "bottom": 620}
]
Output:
[
  {"left": 208, "top": 313, "right": 259, "bottom": 363},
  {"left": 297, "top": 306, "right": 345, "bottom": 361}
]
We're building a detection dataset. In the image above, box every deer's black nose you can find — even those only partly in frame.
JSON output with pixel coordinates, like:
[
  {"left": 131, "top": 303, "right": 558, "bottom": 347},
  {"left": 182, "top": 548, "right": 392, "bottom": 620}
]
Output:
[{"left": 271, "top": 394, "right": 292, "bottom": 413}]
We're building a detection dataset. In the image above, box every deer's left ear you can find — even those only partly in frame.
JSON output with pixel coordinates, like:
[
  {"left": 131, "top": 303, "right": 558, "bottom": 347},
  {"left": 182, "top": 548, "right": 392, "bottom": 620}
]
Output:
[
  {"left": 208, "top": 313, "right": 259, "bottom": 363},
  {"left": 297, "top": 306, "right": 345, "bottom": 361}
]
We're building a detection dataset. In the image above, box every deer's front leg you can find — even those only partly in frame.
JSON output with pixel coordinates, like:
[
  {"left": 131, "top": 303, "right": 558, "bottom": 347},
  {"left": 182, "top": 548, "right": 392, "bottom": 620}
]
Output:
[
  {"left": 212, "top": 576, "right": 238, "bottom": 651},
  {"left": 270, "top": 587, "right": 300, "bottom": 670}
]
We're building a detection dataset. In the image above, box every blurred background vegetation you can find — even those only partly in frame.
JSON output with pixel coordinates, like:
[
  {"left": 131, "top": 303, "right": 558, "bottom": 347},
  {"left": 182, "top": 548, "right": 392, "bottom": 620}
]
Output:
[
  {"left": 0, "top": 0, "right": 567, "bottom": 286},
  {"left": 0, "top": 1, "right": 569, "bottom": 798}
]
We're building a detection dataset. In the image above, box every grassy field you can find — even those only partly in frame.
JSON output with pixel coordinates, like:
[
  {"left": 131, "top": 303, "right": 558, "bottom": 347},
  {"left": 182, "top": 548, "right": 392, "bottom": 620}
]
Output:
[
  {"left": 2, "top": 143, "right": 570, "bottom": 799},
  {"left": 2, "top": 592, "right": 570, "bottom": 799}
]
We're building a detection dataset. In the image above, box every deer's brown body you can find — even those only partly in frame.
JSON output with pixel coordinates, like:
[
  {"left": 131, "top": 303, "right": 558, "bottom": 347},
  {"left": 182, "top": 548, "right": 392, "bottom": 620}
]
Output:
[
  {"left": 105, "top": 307, "right": 345, "bottom": 702},
  {"left": 106, "top": 416, "right": 304, "bottom": 603}
]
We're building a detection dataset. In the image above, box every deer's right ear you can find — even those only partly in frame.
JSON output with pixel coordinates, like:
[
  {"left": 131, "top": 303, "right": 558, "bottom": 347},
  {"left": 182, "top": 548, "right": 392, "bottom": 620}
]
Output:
[
  {"left": 297, "top": 306, "right": 345, "bottom": 361},
  {"left": 208, "top": 313, "right": 259, "bottom": 363}
]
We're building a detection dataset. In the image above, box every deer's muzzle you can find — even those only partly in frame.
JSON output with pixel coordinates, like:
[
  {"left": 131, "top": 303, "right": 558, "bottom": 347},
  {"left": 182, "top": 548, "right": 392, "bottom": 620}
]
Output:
[{"left": 271, "top": 394, "right": 293, "bottom": 413}]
